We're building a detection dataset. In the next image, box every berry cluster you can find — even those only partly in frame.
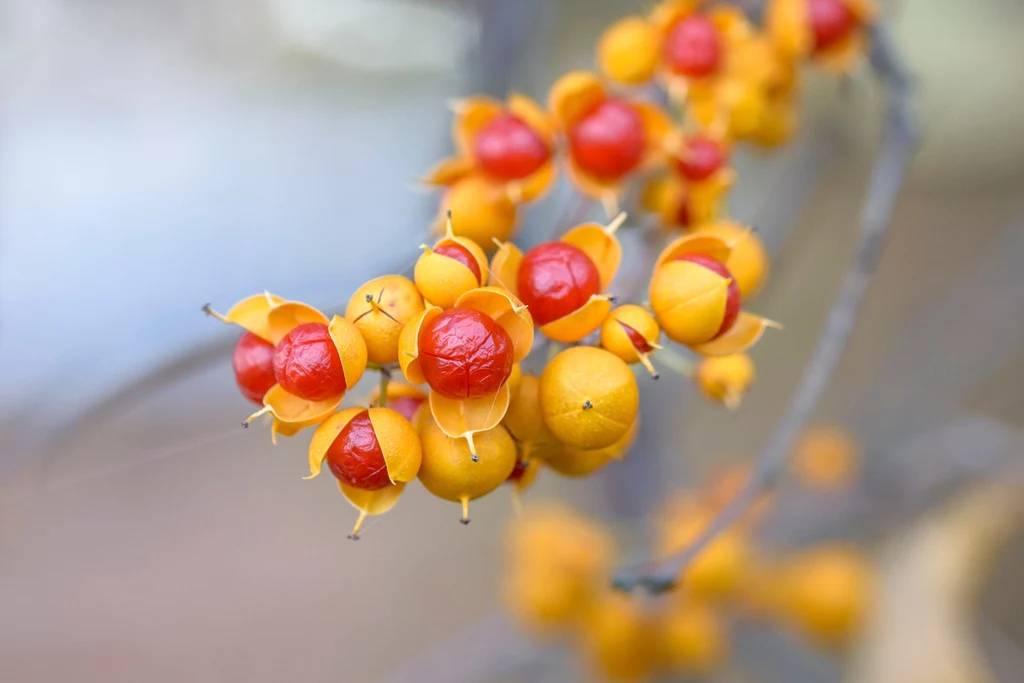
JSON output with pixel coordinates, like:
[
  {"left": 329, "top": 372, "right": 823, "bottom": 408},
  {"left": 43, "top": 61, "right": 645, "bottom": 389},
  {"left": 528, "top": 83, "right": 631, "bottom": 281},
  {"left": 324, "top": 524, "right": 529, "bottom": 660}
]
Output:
[
  {"left": 505, "top": 426, "right": 871, "bottom": 680},
  {"left": 206, "top": 0, "right": 876, "bottom": 539}
]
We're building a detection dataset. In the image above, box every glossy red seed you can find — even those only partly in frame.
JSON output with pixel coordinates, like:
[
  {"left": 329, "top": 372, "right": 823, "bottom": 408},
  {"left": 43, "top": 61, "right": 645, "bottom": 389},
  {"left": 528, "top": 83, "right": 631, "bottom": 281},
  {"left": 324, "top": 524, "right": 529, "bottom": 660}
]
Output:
[
  {"left": 418, "top": 308, "right": 514, "bottom": 400},
  {"left": 388, "top": 395, "right": 425, "bottom": 423},
  {"left": 663, "top": 15, "right": 723, "bottom": 78},
  {"left": 326, "top": 411, "right": 391, "bottom": 490},
  {"left": 517, "top": 241, "right": 602, "bottom": 325},
  {"left": 619, "top": 321, "right": 654, "bottom": 354},
  {"left": 474, "top": 113, "right": 551, "bottom": 182},
  {"left": 272, "top": 322, "right": 347, "bottom": 402},
  {"left": 507, "top": 459, "right": 529, "bottom": 483},
  {"left": 568, "top": 99, "right": 645, "bottom": 180},
  {"left": 808, "top": 0, "right": 857, "bottom": 52},
  {"left": 673, "top": 137, "right": 727, "bottom": 182},
  {"left": 434, "top": 242, "right": 482, "bottom": 284},
  {"left": 233, "top": 332, "right": 277, "bottom": 404},
  {"left": 676, "top": 253, "right": 741, "bottom": 338}
]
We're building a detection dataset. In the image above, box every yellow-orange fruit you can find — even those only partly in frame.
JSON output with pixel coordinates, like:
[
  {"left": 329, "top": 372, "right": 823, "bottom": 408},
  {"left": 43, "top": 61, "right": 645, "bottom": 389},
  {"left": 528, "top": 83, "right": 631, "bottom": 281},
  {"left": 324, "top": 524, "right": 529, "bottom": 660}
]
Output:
[
  {"left": 597, "top": 16, "right": 660, "bottom": 85},
  {"left": 345, "top": 275, "right": 425, "bottom": 365},
  {"left": 696, "top": 353, "right": 755, "bottom": 409},
  {"left": 440, "top": 175, "right": 518, "bottom": 248},
  {"left": 418, "top": 422, "right": 516, "bottom": 519}
]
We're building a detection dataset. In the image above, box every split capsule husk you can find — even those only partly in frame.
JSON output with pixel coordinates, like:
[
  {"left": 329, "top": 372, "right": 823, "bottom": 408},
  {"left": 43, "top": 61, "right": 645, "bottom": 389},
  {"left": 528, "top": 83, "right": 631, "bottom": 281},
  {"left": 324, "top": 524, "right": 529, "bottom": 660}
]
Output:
[
  {"left": 600, "top": 304, "right": 662, "bottom": 379},
  {"left": 597, "top": 16, "right": 661, "bottom": 86},
  {"left": 305, "top": 406, "right": 422, "bottom": 538},
  {"left": 418, "top": 421, "right": 517, "bottom": 523},
  {"left": 766, "top": 0, "right": 878, "bottom": 74},
  {"left": 541, "top": 418, "right": 639, "bottom": 478},
  {"left": 414, "top": 216, "right": 490, "bottom": 309},
  {"left": 207, "top": 293, "right": 367, "bottom": 442},
  {"left": 693, "top": 221, "right": 769, "bottom": 299}
]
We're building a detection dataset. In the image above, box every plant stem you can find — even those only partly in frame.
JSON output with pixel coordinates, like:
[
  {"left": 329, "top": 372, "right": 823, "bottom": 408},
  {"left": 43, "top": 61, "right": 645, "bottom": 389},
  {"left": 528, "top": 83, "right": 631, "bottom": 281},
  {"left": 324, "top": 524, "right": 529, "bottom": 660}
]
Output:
[
  {"left": 613, "top": 24, "right": 919, "bottom": 593},
  {"left": 378, "top": 368, "right": 391, "bottom": 408}
]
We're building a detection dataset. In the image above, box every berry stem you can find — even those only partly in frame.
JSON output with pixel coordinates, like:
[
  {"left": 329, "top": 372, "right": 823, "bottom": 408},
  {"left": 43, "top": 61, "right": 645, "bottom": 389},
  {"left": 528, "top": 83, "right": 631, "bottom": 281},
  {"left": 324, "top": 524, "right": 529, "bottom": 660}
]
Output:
[
  {"left": 613, "top": 23, "right": 919, "bottom": 594},
  {"left": 378, "top": 369, "right": 391, "bottom": 408}
]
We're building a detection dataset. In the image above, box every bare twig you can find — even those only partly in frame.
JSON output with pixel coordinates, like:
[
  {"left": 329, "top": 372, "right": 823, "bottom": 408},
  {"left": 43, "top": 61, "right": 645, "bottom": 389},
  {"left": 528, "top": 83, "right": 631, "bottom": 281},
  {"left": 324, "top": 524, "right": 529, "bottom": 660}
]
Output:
[{"left": 613, "top": 24, "right": 919, "bottom": 593}]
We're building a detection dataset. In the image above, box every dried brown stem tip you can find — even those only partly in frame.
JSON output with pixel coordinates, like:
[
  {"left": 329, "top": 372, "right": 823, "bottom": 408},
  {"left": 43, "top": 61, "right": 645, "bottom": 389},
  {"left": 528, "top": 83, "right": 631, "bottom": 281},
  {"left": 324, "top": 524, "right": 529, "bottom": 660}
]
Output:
[{"left": 614, "top": 24, "right": 919, "bottom": 594}]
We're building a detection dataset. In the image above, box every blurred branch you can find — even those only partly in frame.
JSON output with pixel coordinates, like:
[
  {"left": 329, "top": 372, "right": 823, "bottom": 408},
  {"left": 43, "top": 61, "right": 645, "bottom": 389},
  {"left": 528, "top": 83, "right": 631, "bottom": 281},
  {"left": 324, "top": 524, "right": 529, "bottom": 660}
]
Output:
[{"left": 614, "top": 24, "right": 919, "bottom": 593}]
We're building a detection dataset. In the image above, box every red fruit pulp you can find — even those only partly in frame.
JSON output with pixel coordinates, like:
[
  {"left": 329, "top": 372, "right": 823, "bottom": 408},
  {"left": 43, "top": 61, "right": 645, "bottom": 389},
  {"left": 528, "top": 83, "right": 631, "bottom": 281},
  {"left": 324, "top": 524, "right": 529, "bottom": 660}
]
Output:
[
  {"left": 233, "top": 332, "right": 277, "bottom": 404},
  {"left": 676, "top": 253, "right": 741, "bottom": 338},
  {"left": 568, "top": 99, "right": 645, "bottom": 180},
  {"left": 663, "top": 15, "right": 723, "bottom": 78},
  {"left": 474, "top": 113, "right": 551, "bottom": 181},
  {"left": 808, "top": 0, "right": 857, "bottom": 52},
  {"left": 619, "top": 321, "right": 654, "bottom": 354},
  {"left": 673, "top": 137, "right": 727, "bottom": 182},
  {"left": 418, "top": 308, "right": 514, "bottom": 400},
  {"left": 326, "top": 411, "right": 391, "bottom": 490},
  {"left": 517, "top": 241, "right": 602, "bottom": 325},
  {"left": 434, "top": 242, "right": 482, "bottom": 284},
  {"left": 272, "top": 322, "right": 347, "bottom": 401},
  {"left": 388, "top": 395, "right": 425, "bottom": 423}
]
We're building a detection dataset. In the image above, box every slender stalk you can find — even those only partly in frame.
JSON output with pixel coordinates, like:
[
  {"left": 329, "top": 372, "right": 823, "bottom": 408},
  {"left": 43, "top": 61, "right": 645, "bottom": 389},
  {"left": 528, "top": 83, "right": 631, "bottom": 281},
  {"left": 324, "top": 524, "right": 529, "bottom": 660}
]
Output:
[
  {"left": 378, "top": 368, "right": 391, "bottom": 408},
  {"left": 614, "top": 25, "right": 919, "bottom": 593}
]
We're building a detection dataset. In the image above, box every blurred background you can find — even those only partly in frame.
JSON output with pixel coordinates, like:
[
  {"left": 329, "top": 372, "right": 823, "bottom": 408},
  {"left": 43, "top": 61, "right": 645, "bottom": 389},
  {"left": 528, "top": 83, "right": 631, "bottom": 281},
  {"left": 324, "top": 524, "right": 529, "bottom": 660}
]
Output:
[{"left": 1, "top": 0, "right": 1023, "bottom": 681}]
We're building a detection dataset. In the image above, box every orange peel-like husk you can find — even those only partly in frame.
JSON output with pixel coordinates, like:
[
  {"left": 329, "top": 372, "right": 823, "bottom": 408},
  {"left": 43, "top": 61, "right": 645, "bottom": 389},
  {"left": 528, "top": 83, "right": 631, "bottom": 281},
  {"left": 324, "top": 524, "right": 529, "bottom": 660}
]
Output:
[
  {"left": 429, "top": 384, "right": 512, "bottom": 449},
  {"left": 218, "top": 292, "right": 285, "bottom": 341},
  {"left": 507, "top": 92, "right": 556, "bottom": 146},
  {"left": 601, "top": 305, "right": 661, "bottom": 364},
  {"left": 513, "top": 456, "right": 542, "bottom": 492},
  {"left": 815, "top": 30, "right": 867, "bottom": 74},
  {"left": 423, "top": 156, "right": 476, "bottom": 187},
  {"left": 338, "top": 480, "right": 406, "bottom": 516},
  {"left": 690, "top": 312, "right": 778, "bottom": 356},
  {"left": 708, "top": 4, "right": 754, "bottom": 42},
  {"left": 688, "top": 170, "right": 736, "bottom": 224},
  {"left": 649, "top": 260, "right": 730, "bottom": 345},
  {"left": 509, "top": 160, "right": 557, "bottom": 204},
  {"left": 642, "top": 174, "right": 686, "bottom": 228},
  {"left": 398, "top": 306, "right": 443, "bottom": 385},
  {"left": 261, "top": 384, "right": 341, "bottom": 438},
  {"left": 488, "top": 240, "right": 524, "bottom": 297},
  {"left": 548, "top": 70, "right": 606, "bottom": 131},
  {"left": 766, "top": 0, "right": 811, "bottom": 58},
  {"left": 634, "top": 100, "right": 673, "bottom": 168},
  {"left": 649, "top": 0, "right": 702, "bottom": 35},
  {"left": 306, "top": 407, "right": 364, "bottom": 479},
  {"left": 453, "top": 96, "right": 503, "bottom": 156},
  {"left": 367, "top": 406, "right": 422, "bottom": 484},
  {"left": 454, "top": 286, "right": 535, "bottom": 363},
  {"left": 561, "top": 222, "right": 623, "bottom": 291},
  {"left": 415, "top": 240, "right": 484, "bottom": 309},
  {"left": 565, "top": 156, "right": 623, "bottom": 204},
  {"left": 328, "top": 315, "right": 368, "bottom": 390},
  {"left": 265, "top": 301, "right": 330, "bottom": 345},
  {"left": 540, "top": 295, "right": 614, "bottom": 344},
  {"left": 655, "top": 232, "right": 733, "bottom": 269}
]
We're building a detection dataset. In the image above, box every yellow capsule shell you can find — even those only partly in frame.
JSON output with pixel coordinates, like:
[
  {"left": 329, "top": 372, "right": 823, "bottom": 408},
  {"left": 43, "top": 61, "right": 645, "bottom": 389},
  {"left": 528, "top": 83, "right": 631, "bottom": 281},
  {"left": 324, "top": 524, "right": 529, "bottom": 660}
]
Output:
[
  {"left": 264, "top": 300, "right": 330, "bottom": 344},
  {"left": 212, "top": 292, "right": 284, "bottom": 341},
  {"left": 429, "top": 384, "right": 512, "bottom": 453},
  {"left": 261, "top": 385, "right": 341, "bottom": 441},
  {"left": 540, "top": 346, "right": 639, "bottom": 450},
  {"left": 454, "top": 286, "right": 535, "bottom": 363},
  {"left": 654, "top": 232, "right": 733, "bottom": 270},
  {"left": 600, "top": 305, "right": 661, "bottom": 364},
  {"left": 548, "top": 70, "right": 607, "bottom": 131},
  {"left": 690, "top": 312, "right": 777, "bottom": 357},
  {"left": 503, "top": 374, "right": 557, "bottom": 445},
  {"left": 649, "top": 0, "right": 702, "bottom": 34},
  {"left": 507, "top": 93, "right": 555, "bottom": 144},
  {"left": 414, "top": 234, "right": 488, "bottom": 309},
  {"left": 510, "top": 454, "right": 542, "bottom": 492},
  {"left": 306, "top": 407, "right": 365, "bottom": 478},
  {"left": 693, "top": 222, "right": 769, "bottom": 299},
  {"left": 597, "top": 16, "right": 660, "bottom": 85},
  {"left": 305, "top": 406, "right": 421, "bottom": 484},
  {"left": 328, "top": 315, "right": 368, "bottom": 390},
  {"left": 440, "top": 176, "right": 518, "bottom": 248},
  {"left": 423, "top": 155, "right": 475, "bottom": 187},
  {"left": 337, "top": 480, "right": 406, "bottom": 517},
  {"left": 561, "top": 221, "right": 623, "bottom": 291},
  {"left": 452, "top": 95, "right": 503, "bottom": 156},
  {"left": 505, "top": 363, "right": 523, "bottom": 395},
  {"left": 418, "top": 422, "right": 517, "bottom": 502},
  {"left": 649, "top": 259, "right": 730, "bottom": 345},
  {"left": 540, "top": 295, "right": 613, "bottom": 344},
  {"left": 397, "top": 305, "right": 443, "bottom": 385},
  {"left": 542, "top": 418, "right": 638, "bottom": 477},
  {"left": 766, "top": 0, "right": 876, "bottom": 72},
  {"left": 488, "top": 240, "right": 523, "bottom": 298},
  {"left": 346, "top": 275, "right": 425, "bottom": 366},
  {"left": 696, "top": 353, "right": 755, "bottom": 409}
]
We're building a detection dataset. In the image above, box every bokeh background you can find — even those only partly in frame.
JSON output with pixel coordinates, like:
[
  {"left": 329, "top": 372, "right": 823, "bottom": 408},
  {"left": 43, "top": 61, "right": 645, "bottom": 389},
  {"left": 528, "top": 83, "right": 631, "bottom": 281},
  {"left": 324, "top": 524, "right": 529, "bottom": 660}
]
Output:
[{"left": 1, "top": 0, "right": 1023, "bottom": 681}]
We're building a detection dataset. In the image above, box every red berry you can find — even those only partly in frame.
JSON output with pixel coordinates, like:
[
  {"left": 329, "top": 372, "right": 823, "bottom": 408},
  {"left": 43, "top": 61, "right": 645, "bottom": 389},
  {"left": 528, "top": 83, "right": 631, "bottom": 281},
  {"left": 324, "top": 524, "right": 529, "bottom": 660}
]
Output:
[
  {"left": 676, "top": 253, "right": 741, "bottom": 338},
  {"left": 388, "top": 395, "right": 424, "bottom": 422},
  {"left": 434, "top": 242, "right": 482, "bottom": 284},
  {"left": 474, "top": 113, "right": 551, "bottom": 181},
  {"left": 663, "top": 15, "right": 722, "bottom": 78},
  {"left": 517, "top": 241, "right": 602, "bottom": 325},
  {"left": 326, "top": 411, "right": 391, "bottom": 491},
  {"left": 272, "top": 322, "right": 347, "bottom": 402},
  {"left": 507, "top": 459, "right": 529, "bottom": 483},
  {"left": 808, "top": 0, "right": 857, "bottom": 52},
  {"left": 568, "top": 99, "right": 645, "bottom": 180},
  {"left": 232, "top": 332, "right": 276, "bottom": 404},
  {"left": 673, "top": 137, "right": 727, "bottom": 182},
  {"left": 418, "top": 308, "right": 514, "bottom": 400},
  {"left": 619, "top": 322, "right": 654, "bottom": 354}
]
